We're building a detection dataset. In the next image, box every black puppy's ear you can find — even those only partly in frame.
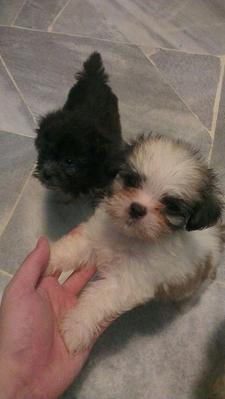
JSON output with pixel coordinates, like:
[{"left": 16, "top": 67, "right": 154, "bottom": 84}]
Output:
[{"left": 186, "top": 171, "right": 223, "bottom": 231}]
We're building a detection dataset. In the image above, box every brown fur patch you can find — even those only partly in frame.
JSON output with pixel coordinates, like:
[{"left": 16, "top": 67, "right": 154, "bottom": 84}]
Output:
[{"left": 156, "top": 254, "right": 216, "bottom": 302}]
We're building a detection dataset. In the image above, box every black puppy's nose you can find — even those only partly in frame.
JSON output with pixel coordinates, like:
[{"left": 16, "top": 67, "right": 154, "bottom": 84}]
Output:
[{"left": 129, "top": 202, "right": 147, "bottom": 219}]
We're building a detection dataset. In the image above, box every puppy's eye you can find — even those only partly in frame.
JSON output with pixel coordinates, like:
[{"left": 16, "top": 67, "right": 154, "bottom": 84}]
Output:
[
  {"left": 121, "top": 172, "right": 142, "bottom": 188},
  {"left": 64, "top": 159, "right": 76, "bottom": 166},
  {"left": 162, "top": 196, "right": 184, "bottom": 214},
  {"left": 162, "top": 195, "right": 191, "bottom": 229}
]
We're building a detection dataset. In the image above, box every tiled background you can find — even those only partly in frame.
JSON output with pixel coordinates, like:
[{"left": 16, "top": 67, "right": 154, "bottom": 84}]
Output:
[{"left": 0, "top": 1, "right": 225, "bottom": 398}]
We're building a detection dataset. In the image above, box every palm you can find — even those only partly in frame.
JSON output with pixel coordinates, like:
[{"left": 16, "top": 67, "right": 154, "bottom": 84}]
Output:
[
  {"left": 27, "top": 272, "right": 95, "bottom": 398},
  {"left": 0, "top": 237, "right": 96, "bottom": 399}
]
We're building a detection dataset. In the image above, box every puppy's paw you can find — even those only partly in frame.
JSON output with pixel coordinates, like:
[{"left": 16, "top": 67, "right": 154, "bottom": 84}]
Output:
[
  {"left": 44, "top": 242, "right": 66, "bottom": 276},
  {"left": 44, "top": 261, "right": 57, "bottom": 276},
  {"left": 60, "top": 310, "right": 96, "bottom": 353}
]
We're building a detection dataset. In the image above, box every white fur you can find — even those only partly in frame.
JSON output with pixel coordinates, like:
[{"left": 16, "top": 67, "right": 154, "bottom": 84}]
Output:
[
  {"left": 48, "top": 206, "right": 221, "bottom": 352},
  {"left": 47, "top": 136, "right": 223, "bottom": 352}
]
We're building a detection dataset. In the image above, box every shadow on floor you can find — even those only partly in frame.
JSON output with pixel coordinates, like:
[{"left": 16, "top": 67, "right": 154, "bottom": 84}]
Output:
[
  {"left": 62, "top": 299, "right": 180, "bottom": 398},
  {"left": 193, "top": 320, "right": 225, "bottom": 399},
  {"left": 43, "top": 190, "right": 94, "bottom": 240}
]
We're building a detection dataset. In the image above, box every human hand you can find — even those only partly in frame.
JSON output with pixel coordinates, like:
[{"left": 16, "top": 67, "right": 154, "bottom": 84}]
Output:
[{"left": 0, "top": 236, "right": 96, "bottom": 399}]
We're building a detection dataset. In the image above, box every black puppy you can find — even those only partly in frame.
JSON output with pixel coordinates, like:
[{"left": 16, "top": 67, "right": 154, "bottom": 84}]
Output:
[{"left": 34, "top": 52, "right": 124, "bottom": 198}]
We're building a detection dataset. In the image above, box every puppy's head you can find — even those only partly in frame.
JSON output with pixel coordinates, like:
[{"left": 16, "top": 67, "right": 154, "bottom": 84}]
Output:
[
  {"left": 105, "top": 134, "right": 223, "bottom": 240},
  {"left": 34, "top": 110, "right": 123, "bottom": 196}
]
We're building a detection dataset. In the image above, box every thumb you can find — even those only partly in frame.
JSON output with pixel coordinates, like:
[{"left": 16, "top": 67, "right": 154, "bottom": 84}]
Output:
[{"left": 12, "top": 237, "right": 50, "bottom": 291}]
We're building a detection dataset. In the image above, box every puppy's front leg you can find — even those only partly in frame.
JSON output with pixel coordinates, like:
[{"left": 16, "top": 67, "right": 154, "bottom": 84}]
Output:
[
  {"left": 46, "top": 230, "right": 93, "bottom": 275},
  {"left": 61, "top": 273, "right": 154, "bottom": 352}
]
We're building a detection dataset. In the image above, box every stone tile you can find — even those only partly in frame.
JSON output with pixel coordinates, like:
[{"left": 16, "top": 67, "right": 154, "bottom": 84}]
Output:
[
  {"left": 52, "top": 0, "right": 171, "bottom": 47},
  {"left": 0, "top": 27, "right": 211, "bottom": 155},
  {"left": 61, "top": 282, "right": 225, "bottom": 399},
  {"left": 0, "top": 57, "right": 34, "bottom": 137},
  {"left": 211, "top": 71, "right": 225, "bottom": 193},
  {"left": 0, "top": 131, "right": 35, "bottom": 235},
  {"left": 158, "top": 0, "right": 225, "bottom": 30},
  {"left": 0, "top": 272, "right": 11, "bottom": 301},
  {"left": 0, "top": 176, "right": 93, "bottom": 275},
  {"left": 15, "top": 0, "right": 69, "bottom": 30},
  {"left": 52, "top": 0, "right": 225, "bottom": 54},
  {"left": 211, "top": 73, "right": 225, "bottom": 283},
  {"left": 150, "top": 49, "right": 220, "bottom": 130},
  {"left": 0, "top": 0, "right": 25, "bottom": 25},
  {"left": 172, "top": 23, "right": 225, "bottom": 55}
]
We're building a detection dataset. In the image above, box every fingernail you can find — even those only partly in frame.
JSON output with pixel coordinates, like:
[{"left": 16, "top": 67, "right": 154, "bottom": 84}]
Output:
[{"left": 36, "top": 236, "right": 46, "bottom": 249}]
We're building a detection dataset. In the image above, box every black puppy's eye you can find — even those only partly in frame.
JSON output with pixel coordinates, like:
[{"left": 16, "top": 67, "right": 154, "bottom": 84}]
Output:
[{"left": 64, "top": 159, "right": 76, "bottom": 166}]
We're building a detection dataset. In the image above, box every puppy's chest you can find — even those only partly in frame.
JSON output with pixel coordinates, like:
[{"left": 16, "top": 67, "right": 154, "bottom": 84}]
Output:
[
  {"left": 88, "top": 222, "right": 201, "bottom": 286},
  {"left": 89, "top": 226, "right": 147, "bottom": 270}
]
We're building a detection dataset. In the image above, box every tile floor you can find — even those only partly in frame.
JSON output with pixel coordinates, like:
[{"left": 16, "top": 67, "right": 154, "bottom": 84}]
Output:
[{"left": 0, "top": 1, "right": 225, "bottom": 398}]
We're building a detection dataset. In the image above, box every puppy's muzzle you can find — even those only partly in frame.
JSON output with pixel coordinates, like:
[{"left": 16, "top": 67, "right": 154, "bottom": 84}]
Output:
[{"left": 129, "top": 202, "right": 147, "bottom": 219}]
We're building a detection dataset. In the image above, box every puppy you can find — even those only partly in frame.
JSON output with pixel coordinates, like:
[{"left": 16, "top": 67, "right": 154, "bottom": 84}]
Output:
[
  {"left": 34, "top": 52, "right": 124, "bottom": 198},
  {"left": 47, "top": 134, "right": 224, "bottom": 352}
]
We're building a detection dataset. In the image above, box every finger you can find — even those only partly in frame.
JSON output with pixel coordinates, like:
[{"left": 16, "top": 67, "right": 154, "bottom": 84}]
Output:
[
  {"left": 11, "top": 237, "right": 50, "bottom": 291},
  {"left": 63, "top": 266, "right": 96, "bottom": 295},
  {"left": 68, "top": 226, "right": 82, "bottom": 236},
  {"left": 52, "top": 270, "right": 61, "bottom": 279}
]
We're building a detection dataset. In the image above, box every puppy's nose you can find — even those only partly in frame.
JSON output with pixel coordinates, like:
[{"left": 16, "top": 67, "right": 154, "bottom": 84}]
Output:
[{"left": 129, "top": 202, "right": 147, "bottom": 219}]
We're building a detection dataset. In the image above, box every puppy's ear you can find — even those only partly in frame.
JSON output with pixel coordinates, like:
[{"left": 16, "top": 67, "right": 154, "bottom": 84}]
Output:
[{"left": 186, "top": 172, "right": 223, "bottom": 231}]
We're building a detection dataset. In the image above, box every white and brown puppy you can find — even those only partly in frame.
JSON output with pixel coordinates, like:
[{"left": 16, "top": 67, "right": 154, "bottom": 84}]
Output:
[{"left": 47, "top": 134, "right": 224, "bottom": 352}]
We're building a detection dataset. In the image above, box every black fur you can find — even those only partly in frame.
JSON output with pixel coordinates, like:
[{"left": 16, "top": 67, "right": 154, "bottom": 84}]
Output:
[
  {"left": 162, "top": 172, "right": 223, "bottom": 232},
  {"left": 34, "top": 52, "right": 125, "bottom": 197},
  {"left": 186, "top": 170, "right": 223, "bottom": 231}
]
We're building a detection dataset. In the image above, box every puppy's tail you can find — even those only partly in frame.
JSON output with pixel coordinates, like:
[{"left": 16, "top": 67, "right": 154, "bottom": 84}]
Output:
[{"left": 76, "top": 52, "right": 108, "bottom": 84}]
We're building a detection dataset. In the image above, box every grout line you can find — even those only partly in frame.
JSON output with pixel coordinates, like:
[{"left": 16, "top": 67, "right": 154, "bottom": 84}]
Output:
[
  {"left": 49, "top": 29, "right": 133, "bottom": 45},
  {"left": 0, "top": 269, "right": 12, "bottom": 278},
  {"left": 146, "top": 48, "right": 159, "bottom": 57},
  {"left": 1, "top": 24, "right": 225, "bottom": 58},
  {"left": 0, "top": 165, "right": 35, "bottom": 238},
  {"left": 166, "top": 20, "right": 225, "bottom": 34},
  {"left": 5, "top": 24, "right": 225, "bottom": 57},
  {"left": 11, "top": 24, "right": 134, "bottom": 47},
  {"left": 208, "top": 56, "right": 225, "bottom": 163},
  {"left": 140, "top": 47, "right": 212, "bottom": 138},
  {"left": 0, "top": 53, "right": 36, "bottom": 125},
  {"left": 145, "top": 45, "right": 222, "bottom": 58},
  {"left": 48, "top": 0, "right": 72, "bottom": 32},
  {"left": 10, "top": 23, "right": 134, "bottom": 46},
  {"left": 11, "top": 0, "right": 28, "bottom": 26},
  {"left": 0, "top": 128, "right": 35, "bottom": 139}
]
